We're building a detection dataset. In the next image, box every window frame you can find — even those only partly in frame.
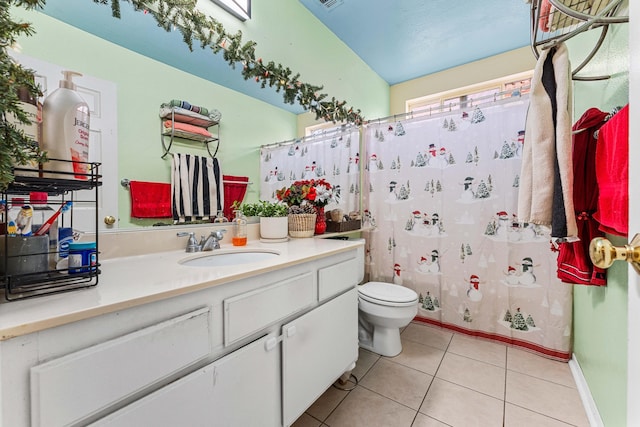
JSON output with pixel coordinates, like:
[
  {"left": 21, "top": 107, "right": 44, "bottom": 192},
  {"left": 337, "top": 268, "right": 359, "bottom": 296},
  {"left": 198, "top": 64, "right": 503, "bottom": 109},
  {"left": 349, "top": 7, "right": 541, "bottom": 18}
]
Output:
[
  {"left": 405, "top": 71, "right": 533, "bottom": 117},
  {"left": 211, "top": 0, "right": 251, "bottom": 21}
]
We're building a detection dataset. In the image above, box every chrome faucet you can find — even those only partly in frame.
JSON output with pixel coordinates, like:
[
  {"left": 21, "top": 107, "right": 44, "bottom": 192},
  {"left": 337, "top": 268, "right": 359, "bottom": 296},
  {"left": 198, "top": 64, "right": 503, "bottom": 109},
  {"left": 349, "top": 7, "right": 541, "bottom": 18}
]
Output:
[
  {"left": 177, "top": 230, "right": 227, "bottom": 252},
  {"left": 200, "top": 230, "right": 226, "bottom": 251}
]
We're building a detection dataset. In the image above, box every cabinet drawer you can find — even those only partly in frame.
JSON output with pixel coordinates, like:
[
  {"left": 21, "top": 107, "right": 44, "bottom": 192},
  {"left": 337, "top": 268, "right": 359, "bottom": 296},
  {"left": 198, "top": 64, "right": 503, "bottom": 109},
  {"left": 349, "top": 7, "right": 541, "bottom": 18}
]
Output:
[
  {"left": 224, "top": 272, "right": 314, "bottom": 346},
  {"left": 91, "top": 333, "right": 280, "bottom": 427},
  {"left": 318, "top": 257, "right": 358, "bottom": 301},
  {"left": 30, "top": 307, "right": 212, "bottom": 427}
]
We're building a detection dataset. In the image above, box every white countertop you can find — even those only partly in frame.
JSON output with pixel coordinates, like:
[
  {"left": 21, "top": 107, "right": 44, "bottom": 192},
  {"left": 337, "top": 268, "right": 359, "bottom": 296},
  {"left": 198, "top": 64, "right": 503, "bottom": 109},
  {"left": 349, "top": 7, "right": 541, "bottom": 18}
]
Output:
[{"left": 0, "top": 238, "right": 363, "bottom": 341}]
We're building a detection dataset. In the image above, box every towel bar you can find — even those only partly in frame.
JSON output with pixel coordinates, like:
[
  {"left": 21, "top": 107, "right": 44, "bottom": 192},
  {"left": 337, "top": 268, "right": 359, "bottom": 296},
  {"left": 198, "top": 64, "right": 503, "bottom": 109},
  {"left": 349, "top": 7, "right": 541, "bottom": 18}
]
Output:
[
  {"left": 223, "top": 180, "right": 252, "bottom": 185},
  {"left": 121, "top": 178, "right": 251, "bottom": 188}
]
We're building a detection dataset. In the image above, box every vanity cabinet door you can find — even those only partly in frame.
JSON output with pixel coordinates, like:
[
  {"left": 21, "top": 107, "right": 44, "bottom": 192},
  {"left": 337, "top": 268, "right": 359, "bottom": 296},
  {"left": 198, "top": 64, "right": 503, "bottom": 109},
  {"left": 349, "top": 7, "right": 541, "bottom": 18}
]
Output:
[
  {"left": 282, "top": 288, "right": 358, "bottom": 426},
  {"left": 93, "top": 333, "right": 281, "bottom": 427},
  {"left": 31, "top": 308, "right": 213, "bottom": 427}
]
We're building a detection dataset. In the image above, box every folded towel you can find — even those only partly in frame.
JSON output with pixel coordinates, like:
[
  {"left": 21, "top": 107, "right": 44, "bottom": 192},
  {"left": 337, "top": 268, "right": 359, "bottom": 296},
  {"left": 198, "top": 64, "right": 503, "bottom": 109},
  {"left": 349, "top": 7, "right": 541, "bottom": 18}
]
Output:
[
  {"left": 222, "top": 175, "right": 249, "bottom": 220},
  {"left": 163, "top": 120, "right": 213, "bottom": 138},
  {"left": 129, "top": 181, "right": 172, "bottom": 218},
  {"left": 167, "top": 99, "right": 209, "bottom": 116},
  {"left": 159, "top": 106, "right": 220, "bottom": 127},
  {"left": 171, "top": 153, "right": 224, "bottom": 222},
  {"left": 539, "top": 0, "right": 552, "bottom": 32}
]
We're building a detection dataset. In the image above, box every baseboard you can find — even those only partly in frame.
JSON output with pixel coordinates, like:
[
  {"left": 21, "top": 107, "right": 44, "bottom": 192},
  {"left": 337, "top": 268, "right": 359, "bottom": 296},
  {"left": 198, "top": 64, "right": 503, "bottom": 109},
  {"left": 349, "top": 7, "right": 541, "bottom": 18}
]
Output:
[{"left": 570, "top": 354, "right": 604, "bottom": 427}]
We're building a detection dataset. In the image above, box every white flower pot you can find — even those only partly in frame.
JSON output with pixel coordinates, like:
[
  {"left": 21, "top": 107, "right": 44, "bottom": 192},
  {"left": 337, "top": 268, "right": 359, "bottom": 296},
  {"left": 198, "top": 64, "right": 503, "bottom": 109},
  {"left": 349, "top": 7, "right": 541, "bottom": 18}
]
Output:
[{"left": 259, "top": 216, "right": 289, "bottom": 239}]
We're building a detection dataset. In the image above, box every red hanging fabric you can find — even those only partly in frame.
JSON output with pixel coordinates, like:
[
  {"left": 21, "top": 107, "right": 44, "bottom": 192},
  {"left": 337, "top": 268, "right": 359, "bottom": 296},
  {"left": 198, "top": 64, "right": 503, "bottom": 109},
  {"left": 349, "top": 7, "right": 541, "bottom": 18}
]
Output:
[
  {"left": 129, "top": 181, "right": 172, "bottom": 218},
  {"left": 222, "top": 175, "right": 249, "bottom": 220},
  {"left": 556, "top": 108, "right": 608, "bottom": 286},
  {"left": 594, "top": 105, "right": 629, "bottom": 237}
]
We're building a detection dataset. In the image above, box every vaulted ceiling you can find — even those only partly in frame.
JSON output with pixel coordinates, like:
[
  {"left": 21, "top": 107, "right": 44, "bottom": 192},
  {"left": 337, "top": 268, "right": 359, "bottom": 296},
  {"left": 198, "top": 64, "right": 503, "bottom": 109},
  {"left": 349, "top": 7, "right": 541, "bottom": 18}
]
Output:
[
  {"left": 35, "top": 0, "right": 532, "bottom": 114},
  {"left": 297, "top": 0, "right": 531, "bottom": 85}
]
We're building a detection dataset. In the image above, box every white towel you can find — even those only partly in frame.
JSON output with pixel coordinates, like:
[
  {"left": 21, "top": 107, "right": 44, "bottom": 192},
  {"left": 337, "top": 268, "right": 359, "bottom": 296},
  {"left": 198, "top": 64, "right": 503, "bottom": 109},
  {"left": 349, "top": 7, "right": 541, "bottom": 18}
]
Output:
[
  {"left": 517, "top": 42, "right": 576, "bottom": 239},
  {"left": 171, "top": 153, "right": 224, "bottom": 222}
]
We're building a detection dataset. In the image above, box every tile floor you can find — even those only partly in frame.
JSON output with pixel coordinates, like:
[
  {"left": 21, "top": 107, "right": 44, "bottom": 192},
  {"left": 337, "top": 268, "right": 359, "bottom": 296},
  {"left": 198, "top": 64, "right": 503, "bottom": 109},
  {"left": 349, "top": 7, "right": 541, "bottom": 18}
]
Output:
[{"left": 293, "top": 322, "right": 590, "bottom": 427}]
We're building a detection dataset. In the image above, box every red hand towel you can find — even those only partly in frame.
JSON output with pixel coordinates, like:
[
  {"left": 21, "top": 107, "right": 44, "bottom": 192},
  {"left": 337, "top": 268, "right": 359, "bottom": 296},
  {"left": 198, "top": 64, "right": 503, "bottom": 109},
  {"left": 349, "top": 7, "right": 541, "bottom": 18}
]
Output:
[
  {"left": 223, "top": 175, "right": 249, "bottom": 220},
  {"left": 595, "top": 105, "right": 629, "bottom": 237},
  {"left": 129, "top": 181, "right": 172, "bottom": 218}
]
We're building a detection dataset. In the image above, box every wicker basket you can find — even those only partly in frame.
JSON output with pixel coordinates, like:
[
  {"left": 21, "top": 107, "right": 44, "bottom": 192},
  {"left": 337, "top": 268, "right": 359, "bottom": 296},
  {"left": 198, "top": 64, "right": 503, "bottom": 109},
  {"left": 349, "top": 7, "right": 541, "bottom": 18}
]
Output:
[{"left": 288, "top": 214, "right": 316, "bottom": 238}]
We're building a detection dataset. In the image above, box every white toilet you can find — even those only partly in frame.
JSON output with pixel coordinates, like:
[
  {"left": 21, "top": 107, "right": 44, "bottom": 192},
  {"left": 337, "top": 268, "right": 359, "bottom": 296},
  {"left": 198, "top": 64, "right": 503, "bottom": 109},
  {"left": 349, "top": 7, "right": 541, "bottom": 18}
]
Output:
[{"left": 358, "top": 281, "right": 419, "bottom": 357}]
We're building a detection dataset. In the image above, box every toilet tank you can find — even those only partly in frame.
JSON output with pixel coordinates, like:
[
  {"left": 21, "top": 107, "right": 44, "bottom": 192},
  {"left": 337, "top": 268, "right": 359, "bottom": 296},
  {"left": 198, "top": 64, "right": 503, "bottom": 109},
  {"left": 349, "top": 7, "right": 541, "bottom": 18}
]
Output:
[{"left": 353, "top": 238, "right": 365, "bottom": 284}]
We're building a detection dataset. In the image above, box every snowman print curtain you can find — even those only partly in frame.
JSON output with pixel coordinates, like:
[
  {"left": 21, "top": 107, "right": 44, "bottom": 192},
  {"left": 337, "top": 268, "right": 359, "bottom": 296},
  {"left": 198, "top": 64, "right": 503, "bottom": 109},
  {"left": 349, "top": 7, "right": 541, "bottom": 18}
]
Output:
[
  {"left": 260, "top": 126, "right": 361, "bottom": 218},
  {"left": 362, "top": 95, "right": 573, "bottom": 360}
]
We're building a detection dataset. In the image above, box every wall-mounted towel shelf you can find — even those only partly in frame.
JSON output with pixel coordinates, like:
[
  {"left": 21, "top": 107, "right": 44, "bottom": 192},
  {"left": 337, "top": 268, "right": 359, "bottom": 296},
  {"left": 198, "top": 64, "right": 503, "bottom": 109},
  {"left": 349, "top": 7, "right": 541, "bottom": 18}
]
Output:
[
  {"left": 530, "top": 0, "right": 628, "bottom": 81},
  {"left": 159, "top": 106, "right": 220, "bottom": 159}
]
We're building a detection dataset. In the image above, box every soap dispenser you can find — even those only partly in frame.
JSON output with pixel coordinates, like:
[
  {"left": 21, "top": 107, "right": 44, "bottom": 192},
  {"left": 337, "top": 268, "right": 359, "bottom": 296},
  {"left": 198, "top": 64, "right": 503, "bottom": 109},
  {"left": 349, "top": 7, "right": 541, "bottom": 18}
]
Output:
[
  {"left": 232, "top": 210, "right": 247, "bottom": 246},
  {"left": 41, "top": 70, "right": 90, "bottom": 180}
]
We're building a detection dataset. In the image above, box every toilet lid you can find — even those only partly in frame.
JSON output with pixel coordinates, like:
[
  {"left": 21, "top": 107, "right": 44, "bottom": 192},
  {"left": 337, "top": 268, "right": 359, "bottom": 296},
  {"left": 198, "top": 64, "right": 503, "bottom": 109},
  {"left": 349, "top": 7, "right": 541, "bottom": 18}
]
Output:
[{"left": 358, "top": 282, "right": 418, "bottom": 305}]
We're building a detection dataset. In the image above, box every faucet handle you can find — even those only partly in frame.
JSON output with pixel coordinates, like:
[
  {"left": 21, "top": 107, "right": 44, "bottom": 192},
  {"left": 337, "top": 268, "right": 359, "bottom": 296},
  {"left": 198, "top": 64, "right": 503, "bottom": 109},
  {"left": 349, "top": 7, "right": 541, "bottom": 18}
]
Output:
[
  {"left": 211, "top": 229, "right": 227, "bottom": 240},
  {"left": 177, "top": 232, "right": 200, "bottom": 253}
]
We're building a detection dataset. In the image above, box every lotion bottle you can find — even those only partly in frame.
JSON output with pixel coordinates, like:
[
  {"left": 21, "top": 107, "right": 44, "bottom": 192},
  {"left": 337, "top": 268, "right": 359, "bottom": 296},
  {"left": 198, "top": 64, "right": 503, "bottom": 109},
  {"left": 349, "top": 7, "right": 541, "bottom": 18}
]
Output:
[{"left": 41, "top": 71, "right": 90, "bottom": 180}]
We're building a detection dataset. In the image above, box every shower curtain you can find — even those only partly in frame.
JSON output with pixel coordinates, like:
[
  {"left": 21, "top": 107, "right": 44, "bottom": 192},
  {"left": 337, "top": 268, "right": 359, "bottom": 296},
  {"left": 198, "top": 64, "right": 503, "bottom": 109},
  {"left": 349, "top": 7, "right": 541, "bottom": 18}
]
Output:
[
  {"left": 260, "top": 126, "right": 361, "bottom": 217},
  {"left": 362, "top": 96, "right": 573, "bottom": 360}
]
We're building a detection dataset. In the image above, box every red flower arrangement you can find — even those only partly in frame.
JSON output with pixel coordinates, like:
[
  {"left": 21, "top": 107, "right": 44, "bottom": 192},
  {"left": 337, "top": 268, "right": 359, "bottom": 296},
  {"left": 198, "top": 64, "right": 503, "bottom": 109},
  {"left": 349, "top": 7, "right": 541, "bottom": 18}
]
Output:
[{"left": 276, "top": 179, "right": 339, "bottom": 208}]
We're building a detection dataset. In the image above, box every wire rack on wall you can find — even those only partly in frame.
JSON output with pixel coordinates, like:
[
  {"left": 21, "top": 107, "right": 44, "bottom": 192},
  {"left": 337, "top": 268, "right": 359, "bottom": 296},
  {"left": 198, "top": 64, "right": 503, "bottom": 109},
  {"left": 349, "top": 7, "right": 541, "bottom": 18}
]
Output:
[{"left": 530, "top": 0, "right": 628, "bottom": 80}]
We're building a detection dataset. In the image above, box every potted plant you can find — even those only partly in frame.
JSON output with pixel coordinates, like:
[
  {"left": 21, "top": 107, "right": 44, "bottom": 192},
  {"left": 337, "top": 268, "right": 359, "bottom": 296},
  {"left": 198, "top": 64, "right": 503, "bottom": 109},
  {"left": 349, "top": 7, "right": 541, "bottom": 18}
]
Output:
[
  {"left": 276, "top": 179, "right": 339, "bottom": 236},
  {"left": 256, "top": 200, "right": 288, "bottom": 240},
  {"left": 233, "top": 201, "right": 260, "bottom": 222}
]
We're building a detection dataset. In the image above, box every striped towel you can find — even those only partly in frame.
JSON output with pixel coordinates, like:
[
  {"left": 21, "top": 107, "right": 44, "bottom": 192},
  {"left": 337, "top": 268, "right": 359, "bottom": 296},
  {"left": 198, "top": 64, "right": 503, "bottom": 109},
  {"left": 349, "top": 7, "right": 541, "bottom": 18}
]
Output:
[{"left": 171, "top": 153, "right": 224, "bottom": 222}]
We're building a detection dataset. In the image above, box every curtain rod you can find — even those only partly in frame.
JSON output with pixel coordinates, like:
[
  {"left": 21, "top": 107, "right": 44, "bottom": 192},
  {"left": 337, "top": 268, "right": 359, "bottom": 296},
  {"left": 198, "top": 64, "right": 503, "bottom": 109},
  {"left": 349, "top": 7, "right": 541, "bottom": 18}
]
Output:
[
  {"left": 261, "top": 86, "right": 530, "bottom": 149},
  {"left": 260, "top": 123, "right": 359, "bottom": 150},
  {"left": 366, "top": 86, "right": 531, "bottom": 125}
]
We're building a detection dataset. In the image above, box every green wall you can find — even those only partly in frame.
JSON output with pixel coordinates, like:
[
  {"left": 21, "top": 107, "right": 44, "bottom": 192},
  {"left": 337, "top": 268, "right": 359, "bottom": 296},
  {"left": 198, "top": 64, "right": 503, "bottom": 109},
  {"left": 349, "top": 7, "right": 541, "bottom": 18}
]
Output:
[
  {"left": 568, "top": 23, "right": 629, "bottom": 427},
  {"left": 12, "top": 1, "right": 388, "bottom": 228}
]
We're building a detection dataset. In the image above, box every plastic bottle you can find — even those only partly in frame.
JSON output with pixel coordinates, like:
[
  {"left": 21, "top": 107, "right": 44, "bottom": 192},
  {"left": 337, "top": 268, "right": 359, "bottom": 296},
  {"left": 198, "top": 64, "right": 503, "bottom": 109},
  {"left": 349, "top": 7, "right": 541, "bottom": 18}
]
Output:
[
  {"left": 68, "top": 241, "right": 97, "bottom": 274},
  {"left": 41, "top": 70, "right": 90, "bottom": 180},
  {"left": 29, "top": 192, "right": 55, "bottom": 233},
  {"left": 7, "top": 77, "right": 39, "bottom": 138},
  {"left": 7, "top": 197, "right": 25, "bottom": 236},
  {"left": 232, "top": 210, "right": 247, "bottom": 246}
]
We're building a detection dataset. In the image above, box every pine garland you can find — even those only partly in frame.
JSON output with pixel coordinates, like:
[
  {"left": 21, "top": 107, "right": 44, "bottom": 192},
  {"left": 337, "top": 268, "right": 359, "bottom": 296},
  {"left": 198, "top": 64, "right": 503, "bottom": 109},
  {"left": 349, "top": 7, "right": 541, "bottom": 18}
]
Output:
[
  {"left": 0, "top": 0, "right": 47, "bottom": 190},
  {"left": 92, "top": 0, "right": 365, "bottom": 124}
]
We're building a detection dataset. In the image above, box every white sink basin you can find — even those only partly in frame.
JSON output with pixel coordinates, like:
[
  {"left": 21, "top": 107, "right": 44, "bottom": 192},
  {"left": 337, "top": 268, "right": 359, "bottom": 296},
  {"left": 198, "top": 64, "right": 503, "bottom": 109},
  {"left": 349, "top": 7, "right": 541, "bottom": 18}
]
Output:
[{"left": 179, "top": 250, "right": 280, "bottom": 267}]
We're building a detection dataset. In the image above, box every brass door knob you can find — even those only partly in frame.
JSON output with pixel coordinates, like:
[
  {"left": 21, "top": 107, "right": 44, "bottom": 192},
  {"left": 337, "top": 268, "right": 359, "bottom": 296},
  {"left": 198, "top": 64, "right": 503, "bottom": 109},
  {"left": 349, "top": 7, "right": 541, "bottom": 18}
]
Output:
[
  {"left": 589, "top": 234, "right": 640, "bottom": 274},
  {"left": 104, "top": 215, "right": 116, "bottom": 226}
]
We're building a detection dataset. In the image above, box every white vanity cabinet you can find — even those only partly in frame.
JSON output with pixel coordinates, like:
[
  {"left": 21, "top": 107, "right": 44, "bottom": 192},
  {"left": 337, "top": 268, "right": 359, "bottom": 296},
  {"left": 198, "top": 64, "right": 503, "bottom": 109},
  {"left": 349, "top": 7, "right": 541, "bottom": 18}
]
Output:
[
  {"left": 92, "top": 332, "right": 281, "bottom": 427},
  {"left": 0, "top": 243, "right": 362, "bottom": 427},
  {"left": 283, "top": 288, "right": 358, "bottom": 426}
]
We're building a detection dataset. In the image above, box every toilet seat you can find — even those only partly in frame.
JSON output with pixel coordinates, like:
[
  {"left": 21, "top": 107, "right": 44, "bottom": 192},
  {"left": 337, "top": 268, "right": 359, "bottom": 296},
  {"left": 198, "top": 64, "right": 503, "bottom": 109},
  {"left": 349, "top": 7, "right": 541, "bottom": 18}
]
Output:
[{"left": 358, "top": 282, "right": 418, "bottom": 307}]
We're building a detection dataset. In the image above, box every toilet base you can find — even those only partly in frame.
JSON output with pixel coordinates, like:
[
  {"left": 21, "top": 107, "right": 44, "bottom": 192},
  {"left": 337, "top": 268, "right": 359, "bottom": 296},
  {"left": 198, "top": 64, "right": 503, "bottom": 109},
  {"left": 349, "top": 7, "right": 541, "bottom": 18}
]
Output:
[{"left": 358, "top": 325, "right": 402, "bottom": 357}]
